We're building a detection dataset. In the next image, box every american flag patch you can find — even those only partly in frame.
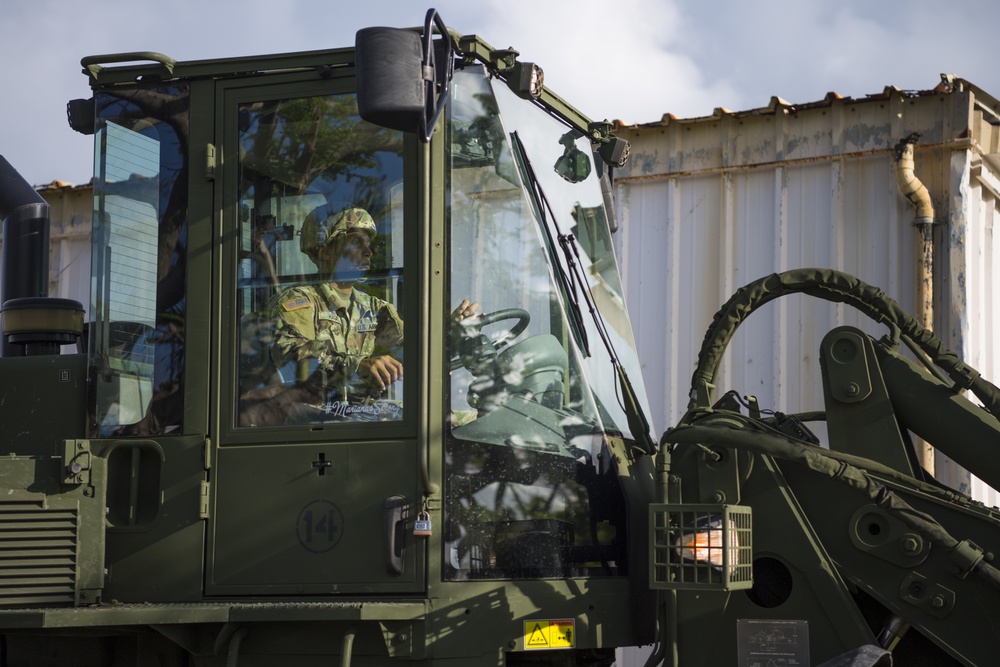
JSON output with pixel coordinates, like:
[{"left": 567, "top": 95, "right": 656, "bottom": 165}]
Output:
[{"left": 282, "top": 297, "right": 311, "bottom": 311}]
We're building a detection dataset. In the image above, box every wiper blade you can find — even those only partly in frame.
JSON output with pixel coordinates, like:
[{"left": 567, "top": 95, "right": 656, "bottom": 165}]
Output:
[
  {"left": 509, "top": 131, "right": 656, "bottom": 453},
  {"left": 509, "top": 131, "right": 590, "bottom": 356}
]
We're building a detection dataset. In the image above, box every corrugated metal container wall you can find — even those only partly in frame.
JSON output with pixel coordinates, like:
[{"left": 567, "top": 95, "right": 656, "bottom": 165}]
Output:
[
  {"left": 613, "top": 81, "right": 1000, "bottom": 503},
  {"left": 43, "top": 185, "right": 94, "bottom": 316}
]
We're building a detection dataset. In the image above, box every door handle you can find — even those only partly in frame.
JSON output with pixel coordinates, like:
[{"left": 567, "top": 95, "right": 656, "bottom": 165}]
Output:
[{"left": 384, "top": 495, "right": 408, "bottom": 575}]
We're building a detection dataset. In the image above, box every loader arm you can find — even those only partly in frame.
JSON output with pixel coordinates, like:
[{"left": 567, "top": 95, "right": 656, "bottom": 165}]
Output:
[{"left": 660, "top": 268, "right": 1000, "bottom": 666}]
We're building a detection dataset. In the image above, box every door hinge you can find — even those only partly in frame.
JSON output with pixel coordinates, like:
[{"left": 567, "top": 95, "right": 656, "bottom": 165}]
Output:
[
  {"left": 205, "top": 143, "right": 216, "bottom": 181},
  {"left": 199, "top": 480, "right": 210, "bottom": 520}
]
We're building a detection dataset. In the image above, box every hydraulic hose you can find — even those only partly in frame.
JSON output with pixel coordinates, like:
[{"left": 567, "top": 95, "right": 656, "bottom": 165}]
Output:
[{"left": 687, "top": 269, "right": 1000, "bottom": 424}]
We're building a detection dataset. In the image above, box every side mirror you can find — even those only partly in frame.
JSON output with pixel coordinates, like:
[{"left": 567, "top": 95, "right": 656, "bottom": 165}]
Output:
[{"left": 355, "top": 9, "right": 453, "bottom": 142}]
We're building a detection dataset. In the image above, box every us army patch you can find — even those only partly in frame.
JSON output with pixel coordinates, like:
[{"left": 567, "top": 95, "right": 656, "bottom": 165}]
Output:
[
  {"left": 357, "top": 314, "right": 377, "bottom": 333},
  {"left": 282, "top": 297, "right": 311, "bottom": 312}
]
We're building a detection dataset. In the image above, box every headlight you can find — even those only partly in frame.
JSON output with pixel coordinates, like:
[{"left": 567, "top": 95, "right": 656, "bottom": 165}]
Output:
[{"left": 650, "top": 503, "right": 753, "bottom": 591}]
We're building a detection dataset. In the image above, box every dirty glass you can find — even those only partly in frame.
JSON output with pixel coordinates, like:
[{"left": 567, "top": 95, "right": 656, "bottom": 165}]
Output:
[
  {"left": 89, "top": 85, "right": 189, "bottom": 437},
  {"left": 444, "top": 67, "right": 638, "bottom": 580},
  {"left": 234, "top": 93, "right": 406, "bottom": 428}
]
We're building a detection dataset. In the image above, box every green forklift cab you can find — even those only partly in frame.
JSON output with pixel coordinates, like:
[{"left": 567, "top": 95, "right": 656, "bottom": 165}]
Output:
[{"left": 50, "top": 10, "right": 656, "bottom": 665}]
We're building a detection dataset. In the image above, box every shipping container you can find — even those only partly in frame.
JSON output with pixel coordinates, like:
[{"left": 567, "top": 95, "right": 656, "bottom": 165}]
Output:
[{"left": 614, "top": 75, "right": 1000, "bottom": 503}]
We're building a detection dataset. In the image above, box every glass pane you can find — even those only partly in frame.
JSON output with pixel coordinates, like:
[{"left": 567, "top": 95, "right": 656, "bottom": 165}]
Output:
[
  {"left": 490, "top": 81, "right": 651, "bottom": 440},
  {"left": 444, "top": 69, "right": 627, "bottom": 580},
  {"left": 235, "top": 94, "right": 406, "bottom": 427},
  {"left": 90, "top": 86, "right": 189, "bottom": 437}
]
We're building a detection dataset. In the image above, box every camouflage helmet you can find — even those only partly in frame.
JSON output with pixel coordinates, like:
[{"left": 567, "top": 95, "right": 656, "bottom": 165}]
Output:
[{"left": 300, "top": 206, "right": 376, "bottom": 258}]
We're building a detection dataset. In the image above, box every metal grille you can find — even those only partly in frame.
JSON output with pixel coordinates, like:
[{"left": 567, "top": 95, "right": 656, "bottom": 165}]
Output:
[
  {"left": 0, "top": 502, "right": 79, "bottom": 607},
  {"left": 650, "top": 503, "right": 752, "bottom": 591}
]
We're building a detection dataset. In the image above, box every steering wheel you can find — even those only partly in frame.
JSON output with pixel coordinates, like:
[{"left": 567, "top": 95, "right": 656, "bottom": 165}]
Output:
[{"left": 450, "top": 308, "right": 530, "bottom": 371}]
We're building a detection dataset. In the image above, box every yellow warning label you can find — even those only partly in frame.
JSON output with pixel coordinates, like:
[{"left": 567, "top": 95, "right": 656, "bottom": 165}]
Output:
[{"left": 523, "top": 619, "right": 575, "bottom": 650}]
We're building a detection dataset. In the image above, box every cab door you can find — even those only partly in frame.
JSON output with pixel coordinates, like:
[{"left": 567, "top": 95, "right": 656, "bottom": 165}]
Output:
[{"left": 207, "top": 74, "right": 423, "bottom": 595}]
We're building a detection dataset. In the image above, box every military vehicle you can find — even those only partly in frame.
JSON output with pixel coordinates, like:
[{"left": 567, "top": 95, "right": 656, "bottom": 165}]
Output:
[{"left": 1, "top": 9, "right": 999, "bottom": 666}]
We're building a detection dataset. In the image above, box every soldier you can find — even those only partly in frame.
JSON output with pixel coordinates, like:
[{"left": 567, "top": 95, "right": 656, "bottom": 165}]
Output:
[{"left": 270, "top": 206, "right": 405, "bottom": 418}]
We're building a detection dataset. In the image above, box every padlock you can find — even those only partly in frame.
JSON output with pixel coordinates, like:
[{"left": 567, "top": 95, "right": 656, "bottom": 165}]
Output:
[{"left": 413, "top": 511, "right": 433, "bottom": 537}]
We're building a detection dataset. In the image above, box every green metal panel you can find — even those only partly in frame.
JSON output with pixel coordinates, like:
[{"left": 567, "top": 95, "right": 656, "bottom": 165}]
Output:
[
  {"left": 98, "top": 435, "right": 208, "bottom": 602},
  {"left": 0, "top": 354, "right": 87, "bottom": 456},
  {"left": 780, "top": 459, "right": 1000, "bottom": 666},
  {"left": 0, "top": 456, "right": 107, "bottom": 608},
  {"left": 670, "top": 447, "right": 877, "bottom": 664},
  {"left": 208, "top": 69, "right": 426, "bottom": 597},
  {"left": 208, "top": 441, "right": 423, "bottom": 594},
  {"left": 185, "top": 75, "right": 217, "bottom": 437}
]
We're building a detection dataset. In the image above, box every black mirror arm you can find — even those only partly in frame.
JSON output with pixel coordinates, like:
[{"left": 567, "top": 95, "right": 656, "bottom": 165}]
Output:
[{"left": 420, "top": 9, "right": 454, "bottom": 142}]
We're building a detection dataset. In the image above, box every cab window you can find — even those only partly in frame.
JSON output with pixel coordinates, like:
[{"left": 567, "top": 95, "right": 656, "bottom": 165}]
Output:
[
  {"left": 234, "top": 93, "right": 406, "bottom": 428},
  {"left": 89, "top": 84, "right": 189, "bottom": 437}
]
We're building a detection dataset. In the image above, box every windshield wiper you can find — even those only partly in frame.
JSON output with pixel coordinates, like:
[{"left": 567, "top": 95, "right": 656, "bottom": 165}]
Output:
[
  {"left": 508, "top": 131, "right": 655, "bottom": 454},
  {"left": 509, "top": 131, "right": 591, "bottom": 357}
]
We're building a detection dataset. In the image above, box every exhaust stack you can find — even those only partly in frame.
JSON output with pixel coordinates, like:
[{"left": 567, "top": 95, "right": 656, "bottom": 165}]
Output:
[{"left": 0, "top": 156, "right": 83, "bottom": 356}]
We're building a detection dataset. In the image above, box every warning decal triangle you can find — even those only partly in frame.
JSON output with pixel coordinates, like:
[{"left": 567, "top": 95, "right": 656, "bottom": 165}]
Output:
[{"left": 527, "top": 623, "right": 548, "bottom": 646}]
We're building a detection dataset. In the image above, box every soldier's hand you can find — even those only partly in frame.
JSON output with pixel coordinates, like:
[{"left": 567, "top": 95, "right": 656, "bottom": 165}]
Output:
[
  {"left": 451, "top": 299, "right": 479, "bottom": 323},
  {"left": 359, "top": 354, "right": 404, "bottom": 391}
]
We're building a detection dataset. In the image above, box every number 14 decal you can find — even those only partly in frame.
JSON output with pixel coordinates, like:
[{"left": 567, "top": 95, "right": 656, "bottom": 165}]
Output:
[{"left": 296, "top": 500, "right": 344, "bottom": 553}]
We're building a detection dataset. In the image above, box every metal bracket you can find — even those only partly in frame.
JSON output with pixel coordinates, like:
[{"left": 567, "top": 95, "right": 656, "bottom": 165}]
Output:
[
  {"left": 948, "top": 539, "right": 985, "bottom": 578},
  {"left": 587, "top": 121, "right": 616, "bottom": 144},
  {"left": 487, "top": 47, "right": 519, "bottom": 73},
  {"left": 423, "top": 494, "right": 442, "bottom": 512},
  {"left": 205, "top": 143, "right": 217, "bottom": 181},
  {"left": 899, "top": 572, "right": 955, "bottom": 619},
  {"left": 820, "top": 327, "right": 915, "bottom": 477},
  {"left": 849, "top": 505, "right": 930, "bottom": 568},
  {"left": 695, "top": 432, "right": 741, "bottom": 505},
  {"left": 199, "top": 481, "right": 210, "bottom": 520},
  {"left": 62, "top": 439, "right": 92, "bottom": 485},
  {"left": 822, "top": 329, "right": 873, "bottom": 403}
]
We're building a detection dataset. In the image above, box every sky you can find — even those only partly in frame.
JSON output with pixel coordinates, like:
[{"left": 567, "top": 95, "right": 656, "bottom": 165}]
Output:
[{"left": 3, "top": 0, "right": 998, "bottom": 188}]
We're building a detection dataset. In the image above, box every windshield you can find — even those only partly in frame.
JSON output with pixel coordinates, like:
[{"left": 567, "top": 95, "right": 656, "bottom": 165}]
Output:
[
  {"left": 447, "top": 70, "right": 651, "bottom": 444},
  {"left": 443, "top": 66, "right": 648, "bottom": 581}
]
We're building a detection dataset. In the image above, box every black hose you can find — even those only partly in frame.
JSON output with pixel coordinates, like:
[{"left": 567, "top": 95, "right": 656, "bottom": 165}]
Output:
[{"left": 688, "top": 269, "right": 1000, "bottom": 422}]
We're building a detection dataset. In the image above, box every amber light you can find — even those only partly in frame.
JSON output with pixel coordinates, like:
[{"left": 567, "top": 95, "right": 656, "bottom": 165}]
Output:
[
  {"left": 679, "top": 527, "right": 727, "bottom": 568},
  {"left": 650, "top": 503, "right": 753, "bottom": 591}
]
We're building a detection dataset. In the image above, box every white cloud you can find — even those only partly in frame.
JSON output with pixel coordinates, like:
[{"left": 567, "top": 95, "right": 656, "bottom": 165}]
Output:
[
  {"left": 3, "top": 0, "right": 999, "bottom": 187},
  {"left": 456, "top": 0, "right": 739, "bottom": 122}
]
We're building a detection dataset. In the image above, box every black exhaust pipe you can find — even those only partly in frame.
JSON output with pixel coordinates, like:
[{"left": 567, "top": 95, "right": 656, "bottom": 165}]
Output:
[{"left": 0, "top": 154, "right": 51, "bottom": 357}]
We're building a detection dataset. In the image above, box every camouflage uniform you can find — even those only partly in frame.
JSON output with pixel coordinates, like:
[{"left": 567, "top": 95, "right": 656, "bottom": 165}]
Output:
[
  {"left": 270, "top": 206, "right": 403, "bottom": 405},
  {"left": 270, "top": 282, "right": 404, "bottom": 403}
]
